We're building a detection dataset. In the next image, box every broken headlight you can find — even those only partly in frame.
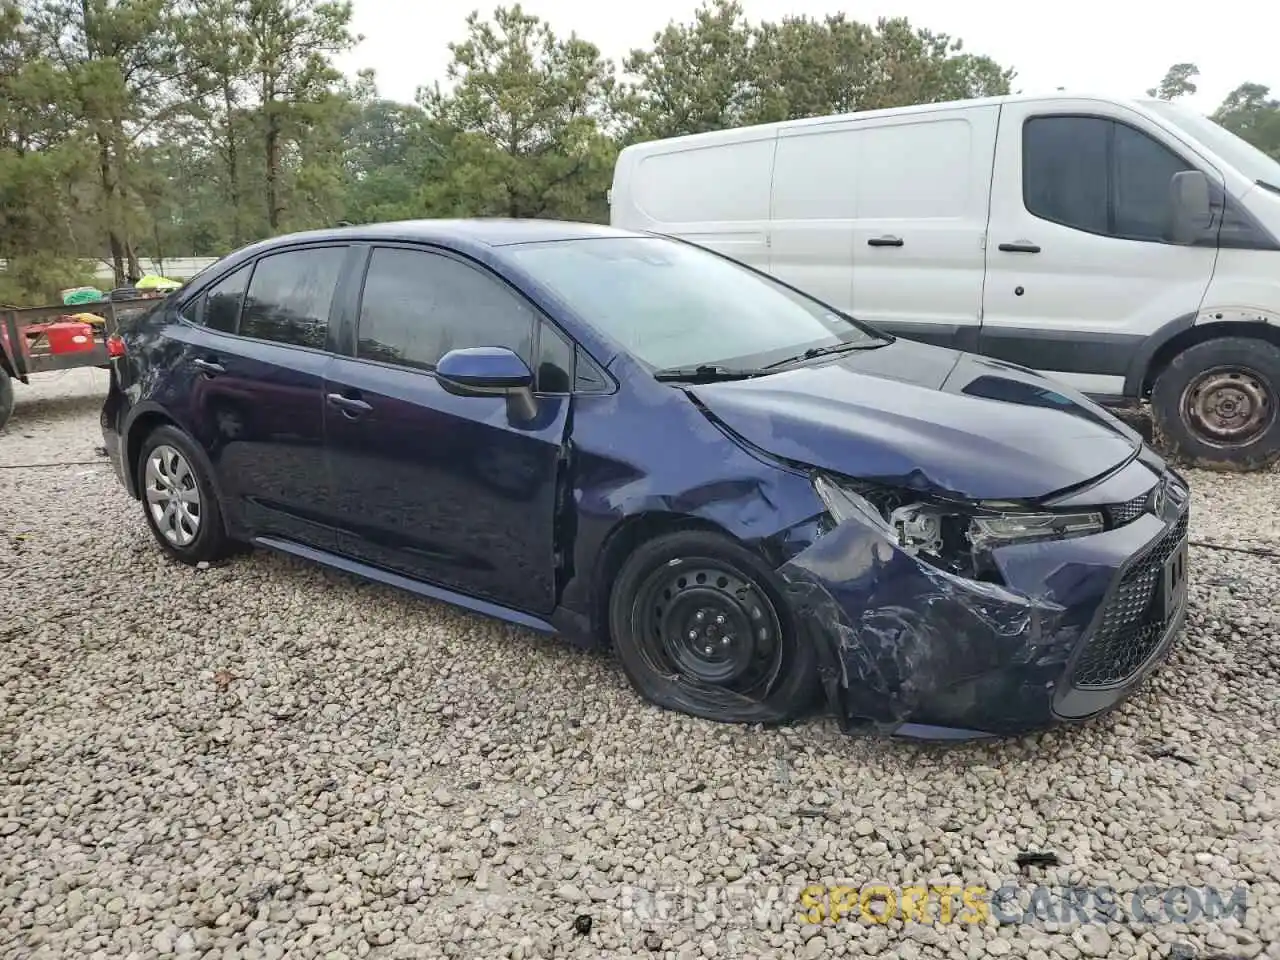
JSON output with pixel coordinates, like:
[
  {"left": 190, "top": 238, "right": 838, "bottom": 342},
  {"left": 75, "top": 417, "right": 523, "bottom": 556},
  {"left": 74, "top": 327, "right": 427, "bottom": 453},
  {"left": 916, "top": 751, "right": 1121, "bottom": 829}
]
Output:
[{"left": 813, "top": 473, "right": 1104, "bottom": 578}]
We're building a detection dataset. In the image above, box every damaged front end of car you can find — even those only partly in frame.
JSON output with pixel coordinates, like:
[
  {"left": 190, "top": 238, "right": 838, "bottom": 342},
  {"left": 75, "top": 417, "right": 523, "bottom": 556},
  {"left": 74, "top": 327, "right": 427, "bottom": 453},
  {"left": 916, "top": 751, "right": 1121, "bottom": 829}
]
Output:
[{"left": 777, "top": 464, "right": 1191, "bottom": 738}]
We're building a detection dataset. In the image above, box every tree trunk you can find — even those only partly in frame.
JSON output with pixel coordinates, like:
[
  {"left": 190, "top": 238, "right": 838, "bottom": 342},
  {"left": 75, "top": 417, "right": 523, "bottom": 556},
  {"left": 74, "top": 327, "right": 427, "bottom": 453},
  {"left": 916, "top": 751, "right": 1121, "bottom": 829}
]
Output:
[
  {"left": 96, "top": 133, "right": 126, "bottom": 287},
  {"left": 125, "top": 240, "right": 142, "bottom": 282},
  {"left": 265, "top": 106, "right": 282, "bottom": 230},
  {"left": 224, "top": 81, "right": 241, "bottom": 245}
]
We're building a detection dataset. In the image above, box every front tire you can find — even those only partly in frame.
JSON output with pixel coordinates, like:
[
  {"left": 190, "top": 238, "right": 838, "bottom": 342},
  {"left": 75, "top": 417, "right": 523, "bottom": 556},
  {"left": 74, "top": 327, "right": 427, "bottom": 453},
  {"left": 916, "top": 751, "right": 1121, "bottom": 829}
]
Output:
[
  {"left": 136, "top": 425, "right": 232, "bottom": 564},
  {"left": 608, "top": 530, "right": 818, "bottom": 725},
  {"left": 1151, "top": 337, "right": 1280, "bottom": 472}
]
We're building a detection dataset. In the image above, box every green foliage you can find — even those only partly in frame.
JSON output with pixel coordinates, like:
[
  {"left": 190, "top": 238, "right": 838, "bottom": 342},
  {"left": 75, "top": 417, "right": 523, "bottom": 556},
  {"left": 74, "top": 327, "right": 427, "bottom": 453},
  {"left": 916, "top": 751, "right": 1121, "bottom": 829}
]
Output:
[
  {"left": 1148, "top": 63, "right": 1199, "bottom": 101},
  {"left": 622, "top": 0, "right": 756, "bottom": 140},
  {"left": 420, "top": 5, "right": 618, "bottom": 221},
  {"left": 621, "top": 2, "right": 1015, "bottom": 138},
  {"left": 1214, "top": 83, "right": 1280, "bottom": 160},
  {"left": 0, "top": 253, "right": 95, "bottom": 306},
  {"left": 3, "top": 3, "right": 1280, "bottom": 300}
]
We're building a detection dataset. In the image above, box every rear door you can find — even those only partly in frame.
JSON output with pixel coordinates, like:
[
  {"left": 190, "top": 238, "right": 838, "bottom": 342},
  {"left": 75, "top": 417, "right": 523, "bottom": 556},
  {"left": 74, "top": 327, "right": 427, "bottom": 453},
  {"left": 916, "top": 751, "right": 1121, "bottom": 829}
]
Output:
[
  {"left": 174, "top": 244, "right": 352, "bottom": 548},
  {"left": 323, "top": 244, "right": 570, "bottom": 615},
  {"left": 981, "top": 100, "right": 1220, "bottom": 396}
]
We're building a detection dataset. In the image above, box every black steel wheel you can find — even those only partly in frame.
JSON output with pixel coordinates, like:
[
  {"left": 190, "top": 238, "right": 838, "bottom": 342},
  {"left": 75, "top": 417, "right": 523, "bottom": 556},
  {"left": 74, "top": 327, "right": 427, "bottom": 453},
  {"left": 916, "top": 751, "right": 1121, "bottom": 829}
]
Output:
[
  {"left": 1152, "top": 336, "right": 1280, "bottom": 471},
  {"left": 608, "top": 530, "right": 818, "bottom": 725}
]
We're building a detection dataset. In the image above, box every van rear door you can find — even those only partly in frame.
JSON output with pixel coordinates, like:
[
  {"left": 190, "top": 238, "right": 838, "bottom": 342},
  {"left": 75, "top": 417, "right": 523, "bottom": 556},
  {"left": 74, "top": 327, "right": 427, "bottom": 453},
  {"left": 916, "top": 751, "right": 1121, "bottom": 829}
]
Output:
[
  {"left": 847, "top": 106, "right": 999, "bottom": 352},
  {"left": 610, "top": 133, "right": 776, "bottom": 271}
]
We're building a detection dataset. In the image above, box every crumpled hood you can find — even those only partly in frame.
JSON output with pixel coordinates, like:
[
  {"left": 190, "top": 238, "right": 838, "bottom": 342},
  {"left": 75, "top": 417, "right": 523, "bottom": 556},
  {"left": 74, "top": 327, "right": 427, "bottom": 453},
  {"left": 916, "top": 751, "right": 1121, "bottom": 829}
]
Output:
[{"left": 690, "top": 339, "right": 1141, "bottom": 501}]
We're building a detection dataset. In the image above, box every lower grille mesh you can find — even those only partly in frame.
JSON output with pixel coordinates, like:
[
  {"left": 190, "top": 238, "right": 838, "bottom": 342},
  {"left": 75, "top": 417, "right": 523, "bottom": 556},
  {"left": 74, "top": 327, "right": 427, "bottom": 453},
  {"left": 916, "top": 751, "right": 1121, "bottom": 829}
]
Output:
[{"left": 1072, "top": 512, "right": 1189, "bottom": 688}]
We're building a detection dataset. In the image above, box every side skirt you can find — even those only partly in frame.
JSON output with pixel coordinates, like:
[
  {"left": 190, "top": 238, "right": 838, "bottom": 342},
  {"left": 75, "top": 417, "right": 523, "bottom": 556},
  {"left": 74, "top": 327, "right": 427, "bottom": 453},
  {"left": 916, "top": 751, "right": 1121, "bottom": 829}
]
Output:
[{"left": 252, "top": 535, "right": 560, "bottom": 636}]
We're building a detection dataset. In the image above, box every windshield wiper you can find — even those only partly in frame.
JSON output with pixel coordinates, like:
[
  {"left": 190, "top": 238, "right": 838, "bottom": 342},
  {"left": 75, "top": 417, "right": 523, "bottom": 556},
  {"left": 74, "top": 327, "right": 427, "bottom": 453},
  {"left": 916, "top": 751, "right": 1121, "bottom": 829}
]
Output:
[
  {"left": 653, "top": 364, "right": 765, "bottom": 382},
  {"left": 764, "top": 338, "right": 888, "bottom": 370},
  {"left": 1256, "top": 179, "right": 1280, "bottom": 196}
]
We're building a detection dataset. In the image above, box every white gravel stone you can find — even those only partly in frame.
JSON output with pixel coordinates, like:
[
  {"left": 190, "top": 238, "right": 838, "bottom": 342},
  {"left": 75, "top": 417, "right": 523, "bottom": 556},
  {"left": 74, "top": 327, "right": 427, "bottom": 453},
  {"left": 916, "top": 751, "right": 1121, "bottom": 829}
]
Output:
[{"left": 2, "top": 370, "right": 1278, "bottom": 959}]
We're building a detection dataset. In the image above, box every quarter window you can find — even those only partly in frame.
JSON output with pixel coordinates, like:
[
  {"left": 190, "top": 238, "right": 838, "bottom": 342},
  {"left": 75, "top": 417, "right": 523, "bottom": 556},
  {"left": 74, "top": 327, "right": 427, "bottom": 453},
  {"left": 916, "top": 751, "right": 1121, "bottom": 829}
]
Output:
[
  {"left": 239, "top": 247, "right": 346, "bottom": 349},
  {"left": 535, "top": 322, "right": 574, "bottom": 393},
  {"left": 356, "top": 248, "right": 535, "bottom": 371},
  {"left": 201, "top": 265, "right": 250, "bottom": 334},
  {"left": 1023, "top": 116, "right": 1193, "bottom": 242}
]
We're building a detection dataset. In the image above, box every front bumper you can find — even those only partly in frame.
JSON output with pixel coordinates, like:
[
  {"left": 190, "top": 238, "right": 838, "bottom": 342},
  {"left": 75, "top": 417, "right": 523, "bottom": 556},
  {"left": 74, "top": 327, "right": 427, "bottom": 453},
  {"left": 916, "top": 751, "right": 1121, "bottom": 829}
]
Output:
[{"left": 779, "top": 460, "right": 1190, "bottom": 738}]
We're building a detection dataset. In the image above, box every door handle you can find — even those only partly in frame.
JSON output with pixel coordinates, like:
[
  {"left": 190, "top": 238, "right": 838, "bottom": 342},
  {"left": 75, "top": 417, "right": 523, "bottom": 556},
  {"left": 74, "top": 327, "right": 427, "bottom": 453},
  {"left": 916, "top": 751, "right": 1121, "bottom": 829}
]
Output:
[
  {"left": 327, "top": 392, "right": 372, "bottom": 416},
  {"left": 998, "top": 241, "right": 1041, "bottom": 253},
  {"left": 867, "top": 235, "right": 904, "bottom": 247},
  {"left": 192, "top": 358, "right": 226, "bottom": 376}
]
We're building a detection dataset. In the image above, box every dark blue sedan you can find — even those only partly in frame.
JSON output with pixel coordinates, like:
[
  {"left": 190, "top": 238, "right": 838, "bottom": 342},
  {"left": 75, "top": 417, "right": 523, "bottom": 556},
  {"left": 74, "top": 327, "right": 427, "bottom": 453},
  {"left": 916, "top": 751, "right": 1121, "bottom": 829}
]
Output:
[{"left": 101, "top": 219, "right": 1190, "bottom": 737}]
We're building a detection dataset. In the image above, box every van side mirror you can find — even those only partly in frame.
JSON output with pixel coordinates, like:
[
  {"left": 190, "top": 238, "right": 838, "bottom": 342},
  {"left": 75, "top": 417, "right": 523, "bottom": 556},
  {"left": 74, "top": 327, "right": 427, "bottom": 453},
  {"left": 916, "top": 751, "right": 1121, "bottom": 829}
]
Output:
[
  {"left": 436, "top": 346, "right": 537, "bottom": 420},
  {"left": 1170, "top": 170, "right": 1213, "bottom": 244}
]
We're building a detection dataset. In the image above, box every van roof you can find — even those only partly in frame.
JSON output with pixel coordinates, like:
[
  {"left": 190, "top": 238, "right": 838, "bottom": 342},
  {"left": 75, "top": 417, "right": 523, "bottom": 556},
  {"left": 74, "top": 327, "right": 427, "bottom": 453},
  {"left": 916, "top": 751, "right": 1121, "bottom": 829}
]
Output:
[{"left": 617, "top": 92, "right": 1162, "bottom": 153}]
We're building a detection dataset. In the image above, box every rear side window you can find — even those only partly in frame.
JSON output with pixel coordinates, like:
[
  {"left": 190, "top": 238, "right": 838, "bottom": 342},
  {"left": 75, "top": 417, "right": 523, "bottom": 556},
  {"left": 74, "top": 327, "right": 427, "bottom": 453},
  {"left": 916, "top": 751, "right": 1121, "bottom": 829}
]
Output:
[
  {"left": 203, "top": 266, "right": 249, "bottom": 333},
  {"left": 239, "top": 247, "right": 346, "bottom": 349},
  {"left": 1023, "top": 116, "right": 1193, "bottom": 242},
  {"left": 356, "top": 247, "right": 535, "bottom": 371}
]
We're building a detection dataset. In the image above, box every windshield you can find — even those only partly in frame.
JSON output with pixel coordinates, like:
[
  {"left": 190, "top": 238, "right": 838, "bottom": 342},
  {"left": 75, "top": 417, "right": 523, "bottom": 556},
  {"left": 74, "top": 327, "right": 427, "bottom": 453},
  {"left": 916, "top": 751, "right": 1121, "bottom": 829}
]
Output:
[
  {"left": 1144, "top": 98, "right": 1280, "bottom": 189},
  {"left": 504, "top": 236, "right": 885, "bottom": 371}
]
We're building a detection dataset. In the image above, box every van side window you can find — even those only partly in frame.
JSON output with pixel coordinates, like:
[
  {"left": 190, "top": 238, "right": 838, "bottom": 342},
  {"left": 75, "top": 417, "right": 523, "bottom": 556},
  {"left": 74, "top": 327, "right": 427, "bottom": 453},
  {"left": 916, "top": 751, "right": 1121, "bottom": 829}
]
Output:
[
  {"left": 1023, "top": 116, "right": 1193, "bottom": 243},
  {"left": 1023, "top": 117, "right": 1109, "bottom": 234},
  {"left": 1112, "top": 123, "right": 1192, "bottom": 241}
]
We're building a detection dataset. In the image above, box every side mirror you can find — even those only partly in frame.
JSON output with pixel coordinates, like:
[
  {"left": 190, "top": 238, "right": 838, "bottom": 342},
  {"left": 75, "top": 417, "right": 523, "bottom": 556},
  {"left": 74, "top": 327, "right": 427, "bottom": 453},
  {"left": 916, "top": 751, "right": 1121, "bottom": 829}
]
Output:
[
  {"left": 436, "top": 346, "right": 537, "bottom": 420},
  {"left": 1170, "top": 170, "right": 1213, "bottom": 244}
]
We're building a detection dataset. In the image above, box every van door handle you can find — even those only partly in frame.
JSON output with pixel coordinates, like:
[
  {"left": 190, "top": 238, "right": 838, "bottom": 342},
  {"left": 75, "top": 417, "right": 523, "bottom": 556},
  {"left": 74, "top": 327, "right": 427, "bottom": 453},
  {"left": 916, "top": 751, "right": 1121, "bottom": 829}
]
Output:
[
  {"left": 867, "top": 235, "right": 904, "bottom": 247},
  {"left": 998, "top": 241, "right": 1041, "bottom": 253},
  {"left": 192, "top": 358, "right": 225, "bottom": 376},
  {"left": 327, "top": 392, "right": 372, "bottom": 417}
]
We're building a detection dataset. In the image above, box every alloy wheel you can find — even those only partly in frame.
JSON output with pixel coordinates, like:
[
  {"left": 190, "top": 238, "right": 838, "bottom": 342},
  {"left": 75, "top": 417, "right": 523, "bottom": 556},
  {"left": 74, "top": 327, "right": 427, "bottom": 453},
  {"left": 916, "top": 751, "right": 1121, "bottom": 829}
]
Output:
[{"left": 143, "top": 444, "right": 202, "bottom": 547}]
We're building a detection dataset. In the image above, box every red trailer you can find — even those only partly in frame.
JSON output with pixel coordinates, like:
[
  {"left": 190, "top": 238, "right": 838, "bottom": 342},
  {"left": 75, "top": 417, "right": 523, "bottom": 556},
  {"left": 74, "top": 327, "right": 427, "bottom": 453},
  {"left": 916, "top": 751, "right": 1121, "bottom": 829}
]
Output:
[{"left": 0, "top": 296, "right": 161, "bottom": 431}]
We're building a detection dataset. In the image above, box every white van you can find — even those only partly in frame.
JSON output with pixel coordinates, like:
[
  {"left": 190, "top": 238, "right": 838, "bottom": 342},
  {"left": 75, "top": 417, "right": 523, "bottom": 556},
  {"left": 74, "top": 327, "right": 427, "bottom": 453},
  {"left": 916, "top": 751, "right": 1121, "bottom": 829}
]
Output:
[{"left": 609, "top": 93, "right": 1280, "bottom": 471}]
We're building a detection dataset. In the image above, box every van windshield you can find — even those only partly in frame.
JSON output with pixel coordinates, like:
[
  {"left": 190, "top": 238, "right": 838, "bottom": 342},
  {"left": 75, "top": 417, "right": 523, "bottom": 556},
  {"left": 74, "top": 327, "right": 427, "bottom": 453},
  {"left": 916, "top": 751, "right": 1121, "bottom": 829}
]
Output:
[
  {"left": 505, "top": 236, "right": 886, "bottom": 373},
  {"left": 1145, "top": 98, "right": 1280, "bottom": 190}
]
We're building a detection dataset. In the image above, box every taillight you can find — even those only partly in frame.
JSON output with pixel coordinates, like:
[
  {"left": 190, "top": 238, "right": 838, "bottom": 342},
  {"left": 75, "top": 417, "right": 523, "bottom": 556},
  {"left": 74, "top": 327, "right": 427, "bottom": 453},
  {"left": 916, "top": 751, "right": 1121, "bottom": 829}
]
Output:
[{"left": 107, "top": 335, "right": 126, "bottom": 358}]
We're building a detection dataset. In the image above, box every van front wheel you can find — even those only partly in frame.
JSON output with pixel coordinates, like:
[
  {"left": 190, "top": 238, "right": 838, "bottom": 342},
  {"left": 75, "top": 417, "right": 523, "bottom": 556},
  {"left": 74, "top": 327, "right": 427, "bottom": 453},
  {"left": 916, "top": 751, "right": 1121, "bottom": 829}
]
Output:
[{"left": 1151, "top": 336, "right": 1280, "bottom": 471}]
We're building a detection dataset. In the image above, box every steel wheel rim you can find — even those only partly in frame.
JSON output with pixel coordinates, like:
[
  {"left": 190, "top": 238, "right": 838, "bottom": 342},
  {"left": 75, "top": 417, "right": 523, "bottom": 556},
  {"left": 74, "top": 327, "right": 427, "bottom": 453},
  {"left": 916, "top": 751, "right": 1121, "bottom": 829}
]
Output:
[
  {"left": 144, "top": 445, "right": 202, "bottom": 547},
  {"left": 1181, "top": 365, "right": 1275, "bottom": 448},
  {"left": 634, "top": 560, "right": 785, "bottom": 695}
]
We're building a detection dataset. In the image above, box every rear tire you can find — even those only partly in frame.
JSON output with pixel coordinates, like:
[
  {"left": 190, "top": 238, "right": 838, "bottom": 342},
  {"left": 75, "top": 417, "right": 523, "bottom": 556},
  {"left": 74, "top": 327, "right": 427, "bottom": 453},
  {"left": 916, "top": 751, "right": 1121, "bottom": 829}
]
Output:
[
  {"left": 608, "top": 529, "right": 818, "bottom": 725},
  {"left": 1151, "top": 337, "right": 1280, "bottom": 472},
  {"left": 0, "top": 367, "right": 12, "bottom": 433},
  {"left": 136, "top": 425, "right": 232, "bottom": 564}
]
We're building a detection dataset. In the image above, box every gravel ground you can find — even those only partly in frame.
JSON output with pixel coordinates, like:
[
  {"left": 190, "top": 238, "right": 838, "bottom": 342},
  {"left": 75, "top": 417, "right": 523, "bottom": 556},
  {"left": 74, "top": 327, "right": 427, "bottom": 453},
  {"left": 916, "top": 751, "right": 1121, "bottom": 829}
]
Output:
[{"left": 2, "top": 369, "right": 1278, "bottom": 960}]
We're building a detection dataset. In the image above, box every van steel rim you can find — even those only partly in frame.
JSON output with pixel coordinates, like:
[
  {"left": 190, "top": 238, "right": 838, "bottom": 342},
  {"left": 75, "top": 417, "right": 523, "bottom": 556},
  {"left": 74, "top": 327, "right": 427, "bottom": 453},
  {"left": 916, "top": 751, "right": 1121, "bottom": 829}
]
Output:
[{"left": 1182, "top": 365, "right": 1274, "bottom": 447}]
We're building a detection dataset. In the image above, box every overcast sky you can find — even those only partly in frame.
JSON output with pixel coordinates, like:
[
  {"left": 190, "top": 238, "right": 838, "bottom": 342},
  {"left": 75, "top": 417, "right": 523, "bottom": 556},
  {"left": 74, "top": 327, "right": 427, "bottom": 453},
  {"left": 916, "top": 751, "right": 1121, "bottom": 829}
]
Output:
[{"left": 338, "top": 0, "right": 1280, "bottom": 117}]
